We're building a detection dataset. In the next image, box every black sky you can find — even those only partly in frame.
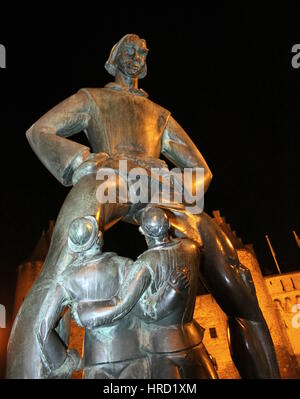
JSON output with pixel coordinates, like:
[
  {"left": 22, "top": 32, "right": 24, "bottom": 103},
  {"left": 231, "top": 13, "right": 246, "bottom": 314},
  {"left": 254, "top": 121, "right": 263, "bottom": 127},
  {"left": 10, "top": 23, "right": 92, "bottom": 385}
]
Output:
[{"left": 0, "top": 3, "right": 299, "bottom": 376}]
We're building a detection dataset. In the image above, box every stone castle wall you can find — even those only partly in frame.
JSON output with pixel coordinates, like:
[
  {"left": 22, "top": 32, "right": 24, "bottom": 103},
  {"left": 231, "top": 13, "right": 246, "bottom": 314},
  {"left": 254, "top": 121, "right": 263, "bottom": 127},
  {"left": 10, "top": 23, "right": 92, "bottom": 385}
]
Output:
[
  {"left": 195, "top": 247, "right": 299, "bottom": 378},
  {"left": 264, "top": 273, "right": 300, "bottom": 368}
]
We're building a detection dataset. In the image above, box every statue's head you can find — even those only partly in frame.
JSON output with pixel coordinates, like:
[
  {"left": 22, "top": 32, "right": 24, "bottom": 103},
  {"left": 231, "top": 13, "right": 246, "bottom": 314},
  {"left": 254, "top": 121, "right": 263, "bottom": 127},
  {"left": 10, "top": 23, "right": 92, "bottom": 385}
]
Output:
[
  {"left": 68, "top": 216, "right": 103, "bottom": 255},
  {"left": 139, "top": 206, "right": 170, "bottom": 247},
  {"left": 105, "top": 34, "right": 149, "bottom": 79}
]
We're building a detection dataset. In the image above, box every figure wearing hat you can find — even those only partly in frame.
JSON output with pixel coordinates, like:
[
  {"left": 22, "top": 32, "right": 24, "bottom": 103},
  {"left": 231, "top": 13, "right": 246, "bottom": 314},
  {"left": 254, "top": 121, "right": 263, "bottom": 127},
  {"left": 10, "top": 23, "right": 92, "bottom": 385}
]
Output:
[{"left": 25, "top": 215, "right": 149, "bottom": 379}]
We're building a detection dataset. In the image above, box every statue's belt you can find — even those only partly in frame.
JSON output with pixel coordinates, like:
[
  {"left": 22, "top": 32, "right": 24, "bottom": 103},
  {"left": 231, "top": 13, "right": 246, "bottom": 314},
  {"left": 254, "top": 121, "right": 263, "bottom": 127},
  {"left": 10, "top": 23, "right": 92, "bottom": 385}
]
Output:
[
  {"left": 83, "top": 320, "right": 204, "bottom": 366},
  {"left": 72, "top": 151, "right": 169, "bottom": 186}
]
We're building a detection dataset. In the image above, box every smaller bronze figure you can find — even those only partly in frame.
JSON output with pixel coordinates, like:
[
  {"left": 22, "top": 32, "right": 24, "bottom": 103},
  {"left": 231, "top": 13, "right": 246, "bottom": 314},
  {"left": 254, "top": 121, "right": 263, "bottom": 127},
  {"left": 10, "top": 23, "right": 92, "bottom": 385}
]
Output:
[
  {"left": 73, "top": 207, "right": 218, "bottom": 379},
  {"left": 32, "top": 216, "right": 150, "bottom": 378}
]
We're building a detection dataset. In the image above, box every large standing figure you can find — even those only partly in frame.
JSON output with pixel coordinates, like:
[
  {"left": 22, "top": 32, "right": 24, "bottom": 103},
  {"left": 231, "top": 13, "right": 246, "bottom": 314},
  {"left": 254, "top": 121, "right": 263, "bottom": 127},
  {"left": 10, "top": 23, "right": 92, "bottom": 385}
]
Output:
[{"left": 7, "top": 34, "right": 280, "bottom": 378}]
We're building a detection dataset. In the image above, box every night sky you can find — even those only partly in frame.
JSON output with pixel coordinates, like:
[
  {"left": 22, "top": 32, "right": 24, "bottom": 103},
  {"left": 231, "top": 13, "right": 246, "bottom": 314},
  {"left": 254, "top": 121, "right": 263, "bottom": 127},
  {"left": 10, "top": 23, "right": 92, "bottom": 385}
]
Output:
[{"left": 0, "top": 4, "right": 299, "bottom": 377}]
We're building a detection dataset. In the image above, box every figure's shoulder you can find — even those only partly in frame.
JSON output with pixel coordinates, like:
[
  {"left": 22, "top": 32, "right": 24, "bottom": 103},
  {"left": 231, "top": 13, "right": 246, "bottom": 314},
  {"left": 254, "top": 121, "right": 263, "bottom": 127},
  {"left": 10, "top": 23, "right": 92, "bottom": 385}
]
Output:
[
  {"left": 79, "top": 86, "right": 171, "bottom": 128},
  {"left": 79, "top": 86, "right": 141, "bottom": 106},
  {"left": 81, "top": 86, "right": 170, "bottom": 112},
  {"left": 148, "top": 97, "right": 171, "bottom": 119},
  {"left": 79, "top": 87, "right": 107, "bottom": 101},
  {"left": 110, "top": 254, "right": 134, "bottom": 267},
  {"left": 92, "top": 251, "right": 132, "bottom": 264},
  {"left": 179, "top": 238, "right": 200, "bottom": 254},
  {"left": 137, "top": 247, "right": 161, "bottom": 262},
  {"left": 134, "top": 251, "right": 159, "bottom": 279}
]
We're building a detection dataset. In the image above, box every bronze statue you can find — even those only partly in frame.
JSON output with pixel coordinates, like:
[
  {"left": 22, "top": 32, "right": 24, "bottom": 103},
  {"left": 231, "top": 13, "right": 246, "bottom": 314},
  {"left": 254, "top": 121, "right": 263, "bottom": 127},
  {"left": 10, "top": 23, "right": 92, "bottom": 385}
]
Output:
[
  {"left": 7, "top": 34, "right": 280, "bottom": 379},
  {"left": 24, "top": 209, "right": 218, "bottom": 379},
  {"left": 73, "top": 207, "right": 218, "bottom": 378}
]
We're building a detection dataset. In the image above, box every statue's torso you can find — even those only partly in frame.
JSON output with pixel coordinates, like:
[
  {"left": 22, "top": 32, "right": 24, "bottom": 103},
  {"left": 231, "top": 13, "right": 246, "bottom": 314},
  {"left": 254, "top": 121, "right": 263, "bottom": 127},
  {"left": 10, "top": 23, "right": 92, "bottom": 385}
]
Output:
[
  {"left": 61, "top": 252, "right": 130, "bottom": 301},
  {"left": 135, "top": 238, "right": 200, "bottom": 325},
  {"left": 133, "top": 239, "right": 203, "bottom": 354},
  {"left": 61, "top": 252, "right": 143, "bottom": 366},
  {"left": 81, "top": 87, "right": 170, "bottom": 158}
]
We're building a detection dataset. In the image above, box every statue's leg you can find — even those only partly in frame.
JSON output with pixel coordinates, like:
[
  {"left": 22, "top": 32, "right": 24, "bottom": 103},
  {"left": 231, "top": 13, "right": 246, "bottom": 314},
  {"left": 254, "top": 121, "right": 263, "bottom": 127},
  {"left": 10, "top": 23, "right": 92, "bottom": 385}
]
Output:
[
  {"left": 149, "top": 345, "right": 218, "bottom": 379},
  {"left": 197, "top": 212, "right": 280, "bottom": 378},
  {"left": 148, "top": 355, "right": 182, "bottom": 379},
  {"left": 7, "top": 174, "right": 130, "bottom": 378},
  {"left": 183, "top": 343, "right": 218, "bottom": 379}
]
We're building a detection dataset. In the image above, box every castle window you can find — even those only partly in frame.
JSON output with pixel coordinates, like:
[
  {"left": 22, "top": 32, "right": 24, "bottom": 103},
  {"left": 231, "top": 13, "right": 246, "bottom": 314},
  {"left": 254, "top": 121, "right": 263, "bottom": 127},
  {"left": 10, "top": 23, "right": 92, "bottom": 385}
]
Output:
[
  {"left": 209, "top": 327, "right": 218, "bottom": 338},
  {"left": 291, "top": 278, "right": 296, "bottom": 290},
  {"left": 280, "top": 280, "right": 286, "bottom": 291},
  {"left": 274, "top": 299, "right": 283, "bottom": 311}
]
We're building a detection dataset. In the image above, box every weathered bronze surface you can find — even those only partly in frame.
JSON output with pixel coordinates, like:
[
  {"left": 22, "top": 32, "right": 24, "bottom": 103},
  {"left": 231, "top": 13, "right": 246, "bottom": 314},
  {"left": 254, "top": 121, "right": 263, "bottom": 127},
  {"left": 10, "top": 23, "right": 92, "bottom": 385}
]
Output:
[{"left": 7, "top": 34, "right": 280, "bottom": 379}]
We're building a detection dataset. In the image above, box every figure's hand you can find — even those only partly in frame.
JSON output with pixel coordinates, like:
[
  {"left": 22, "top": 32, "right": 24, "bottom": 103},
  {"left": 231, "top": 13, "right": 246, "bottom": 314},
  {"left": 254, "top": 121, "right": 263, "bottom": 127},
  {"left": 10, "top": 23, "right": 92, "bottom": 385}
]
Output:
[
  {"left": 72, "top": 152, "right": 109, "bottom": 185},
  {"left": 70, "top": 300, "right": 96, "bottom": 329},
  {"left": 70, "top": 301, "right": 84, "bottom": 328},
  {"left": 140, "top": 268, "right": 189, "bottom": 321},
  {"left": 169, "top": 267, "right": 190, "bottom": 292},
  {"left": 70, "top": 298, "right": 121, "bottom": 329},
  {"left": 67, "top": 348, "right": 82, "bottom": 371},
  {"left": 86, "top": 152, "right": 110, "bottom": 164},
  {"left": 47, "top": 349, "right": 81, "bottom": 379}
]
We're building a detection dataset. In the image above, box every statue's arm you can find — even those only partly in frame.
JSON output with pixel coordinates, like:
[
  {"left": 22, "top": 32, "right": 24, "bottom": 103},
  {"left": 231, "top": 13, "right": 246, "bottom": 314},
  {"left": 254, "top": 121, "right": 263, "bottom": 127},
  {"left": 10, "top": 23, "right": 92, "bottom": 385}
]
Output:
[
  {"left": 161, "top": 116, "right": 213, "bottom": 193},
  {"left": 26, "top": 90, "right": 92, "bottom": 186},
  {"left": 74, "top": 261, "right": 151, "bottom": 329},
  {"left": 37, "top": 283, "right": 80, "bottom": 378}
]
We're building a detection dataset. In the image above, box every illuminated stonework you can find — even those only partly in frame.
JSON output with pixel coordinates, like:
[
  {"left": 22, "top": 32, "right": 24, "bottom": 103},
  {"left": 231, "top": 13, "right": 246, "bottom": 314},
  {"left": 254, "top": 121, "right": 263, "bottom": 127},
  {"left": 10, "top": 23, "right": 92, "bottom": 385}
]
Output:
[{"left": 195, "top": 257, "right": 300, "bottom": 379}]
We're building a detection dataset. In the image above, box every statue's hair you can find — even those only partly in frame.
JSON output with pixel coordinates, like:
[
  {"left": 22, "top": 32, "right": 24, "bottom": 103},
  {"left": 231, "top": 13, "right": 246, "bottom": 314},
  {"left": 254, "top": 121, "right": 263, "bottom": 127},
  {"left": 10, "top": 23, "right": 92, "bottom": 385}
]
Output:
[{"left": 105, "top": 33, "right": 148, "bottom": 79}]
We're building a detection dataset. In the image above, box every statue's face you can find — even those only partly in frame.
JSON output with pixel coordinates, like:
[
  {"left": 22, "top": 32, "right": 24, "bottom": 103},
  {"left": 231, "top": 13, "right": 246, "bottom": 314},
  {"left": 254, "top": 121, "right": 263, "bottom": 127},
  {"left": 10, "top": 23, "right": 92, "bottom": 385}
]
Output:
[{"left": 116, "top": 38, "right": 148, "bottom": 78}]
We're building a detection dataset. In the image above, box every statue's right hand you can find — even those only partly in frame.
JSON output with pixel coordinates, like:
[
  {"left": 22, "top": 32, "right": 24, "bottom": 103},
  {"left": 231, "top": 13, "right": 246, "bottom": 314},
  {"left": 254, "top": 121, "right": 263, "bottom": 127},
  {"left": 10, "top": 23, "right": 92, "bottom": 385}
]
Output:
[
  {"left": 67, "top": 348, "right": 82, "bottom": 371},
  {"left": 47, "top": 348, "right": 82, "bottom": 379},
  {"left": 169, "top": 268, "right": 190, "bottom": 291},
  {"left": 70, "top": 301, "right": 84, "bottom": 328},
  {"left": 72, "top": 152, "right": 109, "bottom": 185}
]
